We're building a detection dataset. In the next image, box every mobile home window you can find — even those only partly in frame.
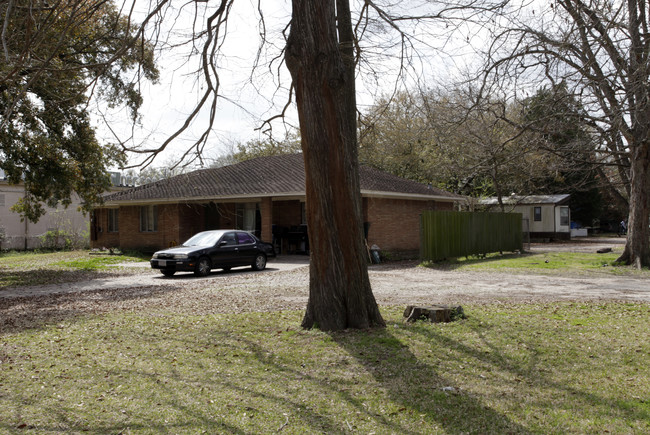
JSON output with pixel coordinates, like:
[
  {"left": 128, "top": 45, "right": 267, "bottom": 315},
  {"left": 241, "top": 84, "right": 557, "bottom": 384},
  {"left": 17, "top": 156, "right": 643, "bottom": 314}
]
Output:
[
  {"left": 533, "top": 207, "right": 542, "bottom": 222},
  {"left": 108, "top": 209, "right": 119, "bottom": 232},
  {"left": 140, "top": 205, "right": 158, "bottom": 232},
  {"left": 560, "top": 206, "right": 570, "bottom": 226}
]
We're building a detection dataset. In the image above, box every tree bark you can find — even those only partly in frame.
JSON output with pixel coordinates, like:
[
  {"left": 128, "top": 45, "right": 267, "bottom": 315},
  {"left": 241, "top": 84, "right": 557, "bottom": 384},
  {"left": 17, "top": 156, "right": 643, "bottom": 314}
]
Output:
[
  {"left": 616, "top": 0, "right": 650, "bottom": 268},
  {"left": 617, "top": 141, "right": 650, "bottom": 268},
  {"left": 285, "top": 0, "right": 385, "bottom": 330}
]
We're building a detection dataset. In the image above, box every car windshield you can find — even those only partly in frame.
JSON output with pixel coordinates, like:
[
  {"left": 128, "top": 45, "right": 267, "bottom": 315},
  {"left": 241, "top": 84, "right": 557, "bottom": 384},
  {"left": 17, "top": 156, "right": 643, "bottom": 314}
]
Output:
[{"left": 182, "top": 232, "right": 223, "bottom": 247}]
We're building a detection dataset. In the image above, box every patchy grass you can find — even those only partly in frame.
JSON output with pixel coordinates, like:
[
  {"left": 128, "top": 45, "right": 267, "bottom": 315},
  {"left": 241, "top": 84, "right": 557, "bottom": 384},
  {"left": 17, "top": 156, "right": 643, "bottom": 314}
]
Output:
[
  {"left": 1, "top": 250, "right": 649, "bottom": 432},
  {"left": 422, "top": 251, "right": 649, "bottom": 276},
  {"left": 0, "top": 251, "right": 149, "bottom": 288},
  {"left": 50, "top": 255, "right": 143, "bottom": 271},
  {"left": 1, "top": 303, "right": 649, "bottom": 434}
]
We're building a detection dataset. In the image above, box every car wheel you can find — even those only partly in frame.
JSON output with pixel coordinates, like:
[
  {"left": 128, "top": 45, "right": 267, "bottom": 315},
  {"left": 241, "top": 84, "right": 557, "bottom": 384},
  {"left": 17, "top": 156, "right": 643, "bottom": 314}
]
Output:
[
  {"left": 252, "top": 253, "right": 267, "bottom": 271},
  {"left": 194, "top": 257, "right": 211, "bottom": 277},
  {"left": 162, "top": 270, "right": 176, "bottom": 277}
]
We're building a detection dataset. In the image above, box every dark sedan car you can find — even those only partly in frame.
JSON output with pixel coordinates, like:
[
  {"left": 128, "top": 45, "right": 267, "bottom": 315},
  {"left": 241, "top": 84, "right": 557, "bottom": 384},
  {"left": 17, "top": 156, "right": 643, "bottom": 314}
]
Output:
[{"left": 150, "top": 230, "right": 276, "bottom": 277}]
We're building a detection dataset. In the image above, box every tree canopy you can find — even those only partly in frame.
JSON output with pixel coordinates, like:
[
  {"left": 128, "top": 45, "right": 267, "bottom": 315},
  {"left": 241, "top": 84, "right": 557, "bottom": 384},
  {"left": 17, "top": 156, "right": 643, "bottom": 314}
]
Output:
[
  {"left": 478, "top": 0, "right": 650, "bottom": 266},
  {"left": 0, "top": 0, "right": 158, "bottom": 221},
  {"left": 217, "top": 132, "right": 302, "bottom": 166},
  {"left": 359, "top": 85, "right": 603, "bottom": 222}
]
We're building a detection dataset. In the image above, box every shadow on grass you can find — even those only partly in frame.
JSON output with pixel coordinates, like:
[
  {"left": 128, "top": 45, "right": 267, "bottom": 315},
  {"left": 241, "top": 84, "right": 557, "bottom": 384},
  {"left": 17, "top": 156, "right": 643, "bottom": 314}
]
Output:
[
  {"left": 2, "top": 324, "right": 397, "bottom": 433},
  {"left": 0, "top": 269, "right": 113, "bottom": 289},
  {"left": 401, "top": 318, "right": 650, "bottom": 432},
  {"left": 0, "top": 284, "right": 184, "bottom": 333},
  {"left": 330, "top": 323, "right": 530, "bottom": 434},
  {"left": 3, "top": 307, "right": 647, "bottom": 433}
]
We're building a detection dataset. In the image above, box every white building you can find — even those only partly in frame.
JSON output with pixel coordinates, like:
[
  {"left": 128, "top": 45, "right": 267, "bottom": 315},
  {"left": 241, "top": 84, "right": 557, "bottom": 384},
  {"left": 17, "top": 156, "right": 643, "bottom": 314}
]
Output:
[
  {"left": 0, "top": 175, "right": 90, "bottom": 250},
  {"left": 479, "top": 194, "right": 571, "bottom": 240}
]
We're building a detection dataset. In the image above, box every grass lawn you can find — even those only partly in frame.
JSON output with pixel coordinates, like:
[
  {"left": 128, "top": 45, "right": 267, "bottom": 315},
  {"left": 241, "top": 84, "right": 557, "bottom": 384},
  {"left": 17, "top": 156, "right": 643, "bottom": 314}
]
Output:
[
  {"left": 423, "top": 250, "right": 650, "bottom": 277},
  {"left": 1, "top": 303, "right": 649, "bottom": 434},
  {"left": 1, "top": 250, "right": 649, "bottom": 433},
  {"left": 0, "top": 250, "right": 148, "bottom": 288}
]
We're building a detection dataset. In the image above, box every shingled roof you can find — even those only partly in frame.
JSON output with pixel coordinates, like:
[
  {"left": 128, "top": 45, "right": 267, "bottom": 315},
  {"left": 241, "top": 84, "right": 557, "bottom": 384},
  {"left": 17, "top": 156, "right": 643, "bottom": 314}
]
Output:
[
  {"left": 103, "top": 154, "right": 463, "bottom": 204},
  {"left": 479, "top": 194, "right": 570, "bottom": 206}
]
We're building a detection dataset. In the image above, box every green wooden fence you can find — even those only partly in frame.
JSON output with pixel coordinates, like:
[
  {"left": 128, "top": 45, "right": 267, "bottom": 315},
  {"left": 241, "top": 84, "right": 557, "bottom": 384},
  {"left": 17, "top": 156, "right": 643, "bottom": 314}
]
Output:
[{"left": 420, "top": 211, "right": 523, "bottom": 261}]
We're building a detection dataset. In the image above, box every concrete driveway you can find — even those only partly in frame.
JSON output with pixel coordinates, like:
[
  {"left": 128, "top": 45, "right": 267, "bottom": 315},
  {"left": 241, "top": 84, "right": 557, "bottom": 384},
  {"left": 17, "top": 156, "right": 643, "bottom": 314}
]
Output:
[{"left": 0, "top": 255, "right": 310, "bottom": 299}]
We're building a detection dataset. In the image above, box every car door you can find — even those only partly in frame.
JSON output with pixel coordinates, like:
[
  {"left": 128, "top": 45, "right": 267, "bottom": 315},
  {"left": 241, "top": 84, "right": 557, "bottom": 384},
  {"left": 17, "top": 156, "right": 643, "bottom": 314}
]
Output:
[
  {"left": 235, "top": 231, "right": 258, "bottom": 265},
  {"left": 210, "top": 231, "right": 238, "bottom": 268}
]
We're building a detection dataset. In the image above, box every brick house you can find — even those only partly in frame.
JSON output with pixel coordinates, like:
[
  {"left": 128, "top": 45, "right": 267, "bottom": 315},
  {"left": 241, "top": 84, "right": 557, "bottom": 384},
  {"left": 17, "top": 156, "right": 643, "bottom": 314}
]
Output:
[{"left": 91, "top": 154, "right": 464, "bottom": 255}]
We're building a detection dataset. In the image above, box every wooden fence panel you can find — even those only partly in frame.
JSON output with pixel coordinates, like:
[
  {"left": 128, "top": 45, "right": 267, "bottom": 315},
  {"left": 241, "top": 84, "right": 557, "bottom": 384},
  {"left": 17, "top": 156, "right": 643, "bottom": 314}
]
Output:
[{"left": 420, "top": 211, "right": 523, "bottom": 261}]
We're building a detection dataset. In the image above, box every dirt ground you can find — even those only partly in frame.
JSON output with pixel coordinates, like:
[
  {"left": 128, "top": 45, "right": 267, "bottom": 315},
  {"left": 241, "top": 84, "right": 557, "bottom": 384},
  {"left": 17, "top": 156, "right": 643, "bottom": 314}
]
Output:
[{"left": 0, "top": 236, "right": 648, "bottom": 328}]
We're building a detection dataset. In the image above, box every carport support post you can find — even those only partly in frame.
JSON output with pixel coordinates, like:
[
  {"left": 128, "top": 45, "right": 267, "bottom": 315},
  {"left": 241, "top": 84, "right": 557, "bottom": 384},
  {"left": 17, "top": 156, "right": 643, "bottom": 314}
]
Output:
[{"left": 260, "top": 197, "right": 273, "bottom": 244}]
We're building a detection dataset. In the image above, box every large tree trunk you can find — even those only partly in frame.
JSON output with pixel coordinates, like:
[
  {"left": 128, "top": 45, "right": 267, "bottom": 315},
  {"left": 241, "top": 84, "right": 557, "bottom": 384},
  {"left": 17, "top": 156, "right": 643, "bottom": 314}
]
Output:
[
  {"left": 285, "top": 0, "right": 385, "bottom": 330},
  {"left": 617, "top": 0, "right": 650, "bottom": 269},
  {"left": 617, "top": 141, "right": 650, "bottom": 268}
]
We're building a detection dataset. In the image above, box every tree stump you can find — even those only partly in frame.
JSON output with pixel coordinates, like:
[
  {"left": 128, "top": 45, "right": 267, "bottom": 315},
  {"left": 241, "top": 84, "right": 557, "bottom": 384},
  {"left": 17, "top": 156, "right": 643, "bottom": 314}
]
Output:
[{"left": 403, "top": 305, "right": 465, "bottom": 323}]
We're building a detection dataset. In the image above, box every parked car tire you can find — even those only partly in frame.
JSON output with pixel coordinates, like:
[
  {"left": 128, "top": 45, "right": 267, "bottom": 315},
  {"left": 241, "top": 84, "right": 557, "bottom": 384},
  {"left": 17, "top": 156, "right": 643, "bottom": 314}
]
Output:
[
  {"left": 162, "top": 270, "right": 176, "bottom": 277},
  {"left": 252, "top": 253, "right": 267, "bottom": 271},
  {"left": 194, "top": 256, "right": 212, "bottom": 277}
]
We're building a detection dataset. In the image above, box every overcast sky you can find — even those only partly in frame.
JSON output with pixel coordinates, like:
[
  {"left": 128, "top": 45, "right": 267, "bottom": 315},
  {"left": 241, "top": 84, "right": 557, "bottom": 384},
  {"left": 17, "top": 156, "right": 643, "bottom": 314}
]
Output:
[
  {"left": 93, "top": 0, "right": 483, "bottom": 171},
  {"left": 90, "top": 0, "right": 294, "bottom": 170}
]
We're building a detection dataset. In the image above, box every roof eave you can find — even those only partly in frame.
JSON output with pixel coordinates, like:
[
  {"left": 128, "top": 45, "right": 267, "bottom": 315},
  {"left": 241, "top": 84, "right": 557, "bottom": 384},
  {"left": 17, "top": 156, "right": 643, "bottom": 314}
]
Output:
[
  {"left": 100, "top": 189, "right": 465, "bottom": 207},
  {"left": 361, "top": 190, "right": 466, "bottom": 202},
  {"left": 101, "top": 191, "right": 307, "bottom": 206}
]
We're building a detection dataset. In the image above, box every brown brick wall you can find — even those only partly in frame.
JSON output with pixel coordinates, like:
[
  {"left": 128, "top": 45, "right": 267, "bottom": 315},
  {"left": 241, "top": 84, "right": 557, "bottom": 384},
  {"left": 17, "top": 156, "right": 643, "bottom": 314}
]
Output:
[
  {"left": 273, "top": 200, "right": 303, "bottom": 227},
  {"left": 435, "top": 201, "right": 454, "bottom": 211},
  {"left": 92, "top": 204, "right": 183, "bottom": 251},
  {"left": 365, "top": 198, "right": 453, "bottom": 252},
  {"left": 178, "top": 204, "right": 205, "bottom": 243},
  {"left": 92, "top": 202, "right": 248, "bottom": 251},
  {"left": 260, "top": 198, "right": 273, "bottom": 242},
  {"left": 121, "top": 205, "right": 160, "bottom": 250},
  {"left": 159, "top": 204, "right": 179, "bottom": 247},
  {"left": 92, "top": 209, "right": 120, "bottom": 248},
  {"left": 218, "top": 203, "right": 237, "bottom": 228},
  {"left": 91, "top": 197, "right": 457, "bottom": 253}
]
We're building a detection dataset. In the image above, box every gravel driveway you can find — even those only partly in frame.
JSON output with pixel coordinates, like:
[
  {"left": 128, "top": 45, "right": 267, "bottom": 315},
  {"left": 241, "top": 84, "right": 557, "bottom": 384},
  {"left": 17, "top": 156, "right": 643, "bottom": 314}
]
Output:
[{"left": 1, "top": 237, "right": 648, "bottom": 328}]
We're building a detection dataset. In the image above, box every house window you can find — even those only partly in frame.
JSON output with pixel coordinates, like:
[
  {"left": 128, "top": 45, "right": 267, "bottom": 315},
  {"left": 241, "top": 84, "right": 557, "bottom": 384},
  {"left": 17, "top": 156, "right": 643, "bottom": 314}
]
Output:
[
  {"left": 140, "top": 205, "right": 158, "bottom": 232},
  {"left": 533, "top": 207, "right": 542, "bottom": 222},
  {"left": 108, "top": 209, "right": 119, "bottom": 232},
  {"left": 560, "top": 206, "right": 570, "bottom": 226},
  {"left": 236, "top": 203, "right": 257, "bottom": 231}
]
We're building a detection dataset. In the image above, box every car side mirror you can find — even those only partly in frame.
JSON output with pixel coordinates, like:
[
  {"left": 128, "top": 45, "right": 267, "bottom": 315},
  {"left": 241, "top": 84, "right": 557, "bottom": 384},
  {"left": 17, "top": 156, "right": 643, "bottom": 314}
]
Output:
[{"left": 219, "top": 240, "right": 229, "bottom": 246}]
